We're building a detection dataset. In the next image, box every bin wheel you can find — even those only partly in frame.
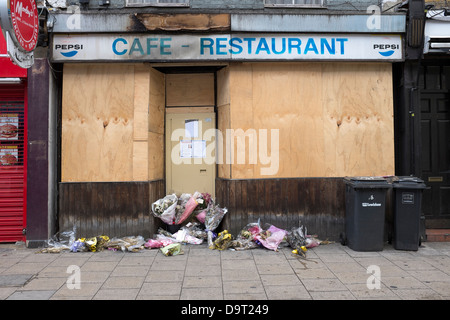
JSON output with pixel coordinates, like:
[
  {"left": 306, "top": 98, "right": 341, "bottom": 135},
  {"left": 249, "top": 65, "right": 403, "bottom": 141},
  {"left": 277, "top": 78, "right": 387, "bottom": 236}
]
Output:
[
  {"left": 419, "top": 236, "right": 423, "bottom": 247},
  {"left": 339, "top": 232, "right": 347, "bottom": 246}
]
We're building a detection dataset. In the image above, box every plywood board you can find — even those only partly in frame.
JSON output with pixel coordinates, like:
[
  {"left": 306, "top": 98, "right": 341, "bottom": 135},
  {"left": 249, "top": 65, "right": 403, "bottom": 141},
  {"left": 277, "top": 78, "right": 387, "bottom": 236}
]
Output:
[
  {"left": 133, "top": 140, "right": 148, "bottom": 181},
  {"left": 217, "top": 104, "right": 231, "bottom": 179},
  {"left": 61, "top": 64, "right": 135, "bottom": 182},
  {"left": 166, "top": 73, "right": 215, "bottom": 107},
  {"left": 217, "top": 66, "right": 230, "bottom": 107},
  {"left": 224, "top": 62, "right": 395, "bottom": 179},
  {"left": 62, "top": 64, "right": 168, "bottom": 183},
  {"left": 134, "top": 65, "right": 150, "bottom": 141},
  {"left": 322, "top": 63, "right": 395, "bottom": 177},
  {"left": 228, "top": 63, "right": 254, "bottom": 179},
  {"left": 250, "top": 63, "right": 325, "bottom": 178},
  {"left": 149, "top": 68, "right": 165, "bottom": 135},
  {"left": 148, "top": 68, "right": 165, "bottom": 180},
  {"left": 148, "top": 131, "right": 164, "bottom": 181}
]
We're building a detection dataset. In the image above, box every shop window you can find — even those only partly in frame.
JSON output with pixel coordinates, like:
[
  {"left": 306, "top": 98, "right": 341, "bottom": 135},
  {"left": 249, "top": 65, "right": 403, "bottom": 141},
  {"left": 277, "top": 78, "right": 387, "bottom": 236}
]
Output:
[
  {"left": 126, "top": 0, "right": 189, "bottom": 7},
  {"left": 265, "top": 0, "right": 326, "bottom": 7}
]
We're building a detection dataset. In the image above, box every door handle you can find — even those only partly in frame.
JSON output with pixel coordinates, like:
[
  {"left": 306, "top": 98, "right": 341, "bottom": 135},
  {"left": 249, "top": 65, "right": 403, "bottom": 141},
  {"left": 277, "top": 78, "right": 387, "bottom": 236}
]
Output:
[{"left": 200, "top": 169, "right": 207, "bottom": 173}]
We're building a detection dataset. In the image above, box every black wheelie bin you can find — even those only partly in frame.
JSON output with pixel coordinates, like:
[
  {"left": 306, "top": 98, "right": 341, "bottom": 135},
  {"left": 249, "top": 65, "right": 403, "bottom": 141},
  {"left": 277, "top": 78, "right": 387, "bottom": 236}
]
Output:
[
  {"left": 392, "top": 176, "right": 427, "bottom": 251},
  {"left": 342, "top": 177, "right": 392, "bottom": 251}
]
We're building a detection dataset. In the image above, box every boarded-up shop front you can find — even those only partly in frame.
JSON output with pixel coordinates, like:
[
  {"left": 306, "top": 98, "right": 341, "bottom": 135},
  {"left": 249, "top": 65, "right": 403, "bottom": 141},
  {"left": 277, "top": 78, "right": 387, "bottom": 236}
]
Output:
[{"left": 54, "top": 32, "right": 401, "bottom": 240}]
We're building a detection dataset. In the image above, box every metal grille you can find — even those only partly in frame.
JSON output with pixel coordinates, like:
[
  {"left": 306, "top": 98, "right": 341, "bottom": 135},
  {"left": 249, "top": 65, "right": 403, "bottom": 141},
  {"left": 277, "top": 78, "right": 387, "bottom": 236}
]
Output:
[
  {"left": 0, "top": 89, "right": 27, "bottom": 242},
  {"left": 408, "top": 17, "right": 425, "bottom": 48}
]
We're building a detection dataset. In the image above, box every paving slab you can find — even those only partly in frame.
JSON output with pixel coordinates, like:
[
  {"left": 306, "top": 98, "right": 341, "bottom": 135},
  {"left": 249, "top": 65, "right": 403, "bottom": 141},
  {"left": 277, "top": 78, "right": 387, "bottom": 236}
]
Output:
[
  {"left": 93, "top": 288, "right": 140, "bottom": 300},
  {"left": 102, "top": 276, "right": 146, "bottom": 289},
  {"left": 183, "top": 275, "right": 222, "bottom": 288},
  {"left": 180, "top": 287, "right": 224, "bottom": 300},
  {"left": 1, "top": 241, "right": 450, "bottom": 301},
  {"left": 0, "top": 274, "right": 34, "bottom": 287},
  {"left": 6, "top": 290, "right": 55, "bottom": 300},
  {"left": 264, "top": 284, "right": 311, "bottom": 300},
  {"left": 223, "top": 280, "right": 265, "bottom": 295}
]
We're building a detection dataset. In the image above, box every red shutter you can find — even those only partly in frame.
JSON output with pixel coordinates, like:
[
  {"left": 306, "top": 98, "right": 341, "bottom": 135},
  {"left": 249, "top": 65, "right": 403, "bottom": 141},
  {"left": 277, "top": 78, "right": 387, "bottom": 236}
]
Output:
[{"left": 0, "top": 84, "right": 27, "bottom": 242}]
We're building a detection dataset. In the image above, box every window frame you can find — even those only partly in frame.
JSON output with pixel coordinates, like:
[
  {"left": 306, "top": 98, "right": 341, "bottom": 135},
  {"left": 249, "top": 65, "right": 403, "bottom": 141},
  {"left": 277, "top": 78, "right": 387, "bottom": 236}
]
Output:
[
  {"left": 125, "top": 0, "right": 189, "bottom": 8},
  {"left": 264, "top": 0, "right": 326, "bottom": 8}
]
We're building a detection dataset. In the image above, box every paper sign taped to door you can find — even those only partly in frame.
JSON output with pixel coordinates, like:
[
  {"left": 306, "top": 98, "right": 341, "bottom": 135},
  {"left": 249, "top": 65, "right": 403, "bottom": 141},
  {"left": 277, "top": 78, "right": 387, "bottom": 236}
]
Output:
[
  {"left": 185, "top": 120, "right": 199, "bottom": 138},
  {"left": 180, "top": 140, "right": 193, "bottom": 158},
  {"left": 192, "top": 140, "right": 206, "bottom": 158},
  {"left": 180, "top": 140, "right": 206, "bottom": 158}
]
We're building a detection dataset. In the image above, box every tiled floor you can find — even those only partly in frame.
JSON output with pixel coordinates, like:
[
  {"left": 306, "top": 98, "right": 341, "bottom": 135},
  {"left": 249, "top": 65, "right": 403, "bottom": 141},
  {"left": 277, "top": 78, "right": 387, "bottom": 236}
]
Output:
[{"left": 0, "top": 241, "right": 450, "bottom": 300}]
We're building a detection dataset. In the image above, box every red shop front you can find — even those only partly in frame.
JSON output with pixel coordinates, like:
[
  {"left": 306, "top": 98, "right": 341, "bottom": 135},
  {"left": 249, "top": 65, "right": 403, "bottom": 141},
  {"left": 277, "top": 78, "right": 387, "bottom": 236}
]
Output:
[{"left": 0, "top": 27, "right": 28, "bottom": 242}]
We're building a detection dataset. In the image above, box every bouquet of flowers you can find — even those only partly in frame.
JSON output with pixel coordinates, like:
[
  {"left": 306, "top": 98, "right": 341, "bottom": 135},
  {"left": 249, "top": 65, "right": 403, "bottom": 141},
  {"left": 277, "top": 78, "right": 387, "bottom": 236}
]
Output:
[
  {"left": 194, "top": 192, "right": 212, "bottom": 224},
  {"left": 104, "top": 236, "right": 145, "bottom": 252},
  {"left": 160, "top": 243, "right": 183, "bottom": 256},
  {"left": 204, "top": 203, "right": 228, "bottom": 247},
  {"left": 255, "top": 225, "right": 287, "bottom": 252},
  {"left": 175, "top": 192, "right": 200, "bottom": 225},
  {"left": 210, "top": 230, "right": 233, "bottom": 250},
  {"left": 196, "top": 192, "right": 212, "bottom": 210},
  {"left": 229, "top": 221, "right": 261, "bottom": 250},
  {"left": 151, "top": 194, "right": 178, "bottom": 225}
]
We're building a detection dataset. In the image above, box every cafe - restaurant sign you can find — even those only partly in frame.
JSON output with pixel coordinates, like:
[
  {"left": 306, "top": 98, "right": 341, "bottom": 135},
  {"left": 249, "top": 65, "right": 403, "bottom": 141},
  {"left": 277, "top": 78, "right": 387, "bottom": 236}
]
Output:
[{"left": 52, "top": 33, "right": 403, "bottom": 62}]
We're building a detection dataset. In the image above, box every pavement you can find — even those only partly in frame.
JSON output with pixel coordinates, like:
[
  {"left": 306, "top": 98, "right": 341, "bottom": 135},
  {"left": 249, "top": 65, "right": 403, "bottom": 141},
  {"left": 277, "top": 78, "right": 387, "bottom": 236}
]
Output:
[{"left": 1, "top": 241, "right": 450, "bottom": 301}]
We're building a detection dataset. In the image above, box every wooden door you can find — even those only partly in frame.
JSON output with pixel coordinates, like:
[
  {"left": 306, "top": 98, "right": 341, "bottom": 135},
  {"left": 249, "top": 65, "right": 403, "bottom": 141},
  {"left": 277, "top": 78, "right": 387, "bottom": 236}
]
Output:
[{"left": 420, "top": 92, "right": 450, "bottom": 227}]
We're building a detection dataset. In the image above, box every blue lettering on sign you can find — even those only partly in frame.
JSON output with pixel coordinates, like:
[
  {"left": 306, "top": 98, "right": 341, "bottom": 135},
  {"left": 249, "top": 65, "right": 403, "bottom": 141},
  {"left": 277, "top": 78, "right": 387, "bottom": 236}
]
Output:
[
  {"left": 336, "top": 38, "right": 348, "bottom": 54},
  {"left": 112, "top": 36, "right": 350, "bottom": 58},
  {"left": 112, "top": 38, "right": 127, "bottom": 55},
  {"left": 216, "top": 38, "right": 228, "bottom": 55},
  {"left": 272, "top": 38, "right": 286, "bottom": 55},
  {"left": 243, "top": 38, "right": 256, "bottom": 54},
  {"left": 321, "top": 38, "right": 335, "bottom": 55},
  {"left": 304, "top": 38, "right": 319, "bottom": 54},
  {"left": 112, "top": 37, "right": 173, "bottom": 56},
  {"left": 230, "top": 38, "right": 243, "bottom": 54},
  {"left": 160, "top": 38, "right": 171, "bottom": 55},
  {"left": 288, "top": 38, "right": 302, "bottom": 54},
  {"left": 256, "top": 38, "right": 271, "bottom": 55},
  {"left": 200, "top": 38, "right": 214, "bottom": 55},
  {"left": 146, "top": 38, "right": 158, "bottom": 54},
  {"left": 129, "top": 38, "right": 144, "bottom": 55}
]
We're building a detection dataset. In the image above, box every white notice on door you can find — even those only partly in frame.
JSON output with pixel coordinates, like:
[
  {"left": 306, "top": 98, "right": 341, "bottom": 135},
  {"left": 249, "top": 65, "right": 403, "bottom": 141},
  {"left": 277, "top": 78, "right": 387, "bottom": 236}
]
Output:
[
  {"left": 179, "top": 140, "right": 206, "bottom": 158},
  {"left": 180, "top": 140, "right": 193, "bottom": 158},
  {"left": 185, "top": 120, "right": 199, "bottom": 138},
  {"left": 192, "top": 140, "right": 206, "bottom": 158}
]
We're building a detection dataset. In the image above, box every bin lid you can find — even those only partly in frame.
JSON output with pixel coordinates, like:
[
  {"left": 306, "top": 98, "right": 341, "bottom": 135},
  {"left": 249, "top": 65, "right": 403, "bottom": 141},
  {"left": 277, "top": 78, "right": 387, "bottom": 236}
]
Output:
[
  {"left": 392, "top": 176, "right": 427, "bottom": 189},
  {"left": 344, "top": 176, "right": 391, "bottom": 188}
]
